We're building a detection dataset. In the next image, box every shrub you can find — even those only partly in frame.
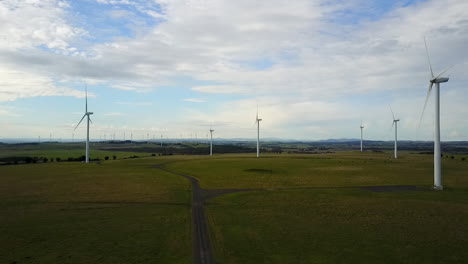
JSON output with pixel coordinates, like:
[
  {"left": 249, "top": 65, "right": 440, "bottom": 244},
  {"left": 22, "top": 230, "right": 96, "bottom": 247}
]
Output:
[
  {"left": 450, "top": 156, "right": 455, "bottom": 159},
  {"left": 56, "top": 157, "right": 61, "bottom": 162},
  {"left": 112, "top": 155, "right": 117, "bottom": 160},
  {"left": 462, "top": 157, "right": 466, "bottom": 161},
  {"left": 151, "top": 153, "right": 156, "bottom": 156},
  {"left": 105, "top": 156, "right": 109, "bottom": 160}
]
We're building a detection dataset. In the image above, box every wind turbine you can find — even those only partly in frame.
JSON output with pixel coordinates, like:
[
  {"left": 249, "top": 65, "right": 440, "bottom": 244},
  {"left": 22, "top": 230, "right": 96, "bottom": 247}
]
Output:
[
  {"left": 390, "top": 106, "right": 400, "bottom": 159},
  {"left": 209, "top": 128, "right": 214, "bottom": 156},
  {"left": 74, "top": 85, "right": 93, "bottom": 163},
  {"left": 360, "top": 121, "right": 364, "bottom": 152},
  {"left": 255, "top": 106, "right": 262, "bottom": 157},
  {"left": 420, "top": 38, "right": 451, "bottom": 191}
]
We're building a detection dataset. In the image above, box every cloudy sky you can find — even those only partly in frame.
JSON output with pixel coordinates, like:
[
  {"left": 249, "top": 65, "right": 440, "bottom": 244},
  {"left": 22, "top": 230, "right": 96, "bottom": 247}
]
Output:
[{"left": 0, "top": 0, "right": 467, "bottom": 141}]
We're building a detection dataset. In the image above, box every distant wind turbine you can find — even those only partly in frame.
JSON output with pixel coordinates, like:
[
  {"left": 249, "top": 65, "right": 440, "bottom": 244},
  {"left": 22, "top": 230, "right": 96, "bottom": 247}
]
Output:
[
  {"left": 74, "top": 85, "right": 93, "bottom": 163},
  {"left": 360, "top": 121, "right": 364, "bottom": 152},
  {"left": 255, "top": 106, "right": 262, "bottom": 158},
  {"left": 209, "top": 128, "right": 214, "bottom": 156},
  {"left": 390, "top": 106, "right": 400, "bottom": 159},
  {"left": 420, "top": 38, "right": 452, "bottom": 191}
]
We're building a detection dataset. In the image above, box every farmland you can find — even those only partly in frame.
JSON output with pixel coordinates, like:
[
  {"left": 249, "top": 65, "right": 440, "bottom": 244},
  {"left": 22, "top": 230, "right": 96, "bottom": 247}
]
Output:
[{"left": 1, "top": 143, "right": 467, "bottom": 263}]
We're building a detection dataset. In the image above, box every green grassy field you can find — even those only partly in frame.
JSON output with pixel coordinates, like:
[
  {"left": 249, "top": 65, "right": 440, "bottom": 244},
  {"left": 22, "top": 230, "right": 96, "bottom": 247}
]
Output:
[
  {"left": 1, "top": 149, "right": 467, "bottom": 263},
  {"left": 208, "top": 188, "right": 468, "bottom": 264},
  {"left": 165, "top": 151, "right": 468, "bottom": 189},
  {"left": 0, "top": 157, "right": 191, "bottom": 264},
  {"left": 0, "top": 143, "right": 153, "bottom": 161},
  {"left": 163, "top": 151, "right": 468, "bottom": 263}
]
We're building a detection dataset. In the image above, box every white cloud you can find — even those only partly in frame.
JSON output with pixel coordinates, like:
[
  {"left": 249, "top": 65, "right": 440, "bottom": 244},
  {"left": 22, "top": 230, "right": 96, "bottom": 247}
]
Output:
[
  {"left": 0, "top": 0, "right": 85, "bottom": 52},
  {"left": 1, "top": 0, "right": 468, "bottom": 140},
  {"left": 0, "top": 105, "right": 19, "bottom": 117},
  {"left": 103, "top": 112, "right": 126, "bottom": 116},
  {"left": 0, "top": 68, "right": 84, "bottom": 101},
  {"left": 115, "top": 101, "right": 153, "bottom": 106},
  {"left": 183, "top": 98, "right": 205, "bottom": 103}
]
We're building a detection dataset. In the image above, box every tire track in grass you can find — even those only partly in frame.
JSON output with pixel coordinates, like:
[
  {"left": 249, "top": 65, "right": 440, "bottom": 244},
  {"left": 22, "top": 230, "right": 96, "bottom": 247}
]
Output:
[{"left": 154, "top": 165, "right": 214, "bottom": 264}]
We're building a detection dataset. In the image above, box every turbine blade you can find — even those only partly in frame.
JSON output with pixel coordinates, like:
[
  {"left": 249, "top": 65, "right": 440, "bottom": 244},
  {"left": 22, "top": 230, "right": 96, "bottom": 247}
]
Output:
[
  {"left": 74, "top": 114, "right": 86, "bottom": 131},
  {"left": 256, "top": 104, "right": 259, "bottom": 120},
  {"left": 85, "top": 84, "right": 88, "bottom": 113},
  {"left": 89, "top": 116, "right": 93, "bottom": 125},
  {"left": 434, "top": 64, "right": 454, "bottom": 79},
  {"left": 424, "top": 37, "right": 434, "bottom": 78},
  {"left": 419, "top": 82, "right": 434, "bottom": 126},
  {"left": 389, "top": 105, "right": 395, "bottom": 120}
]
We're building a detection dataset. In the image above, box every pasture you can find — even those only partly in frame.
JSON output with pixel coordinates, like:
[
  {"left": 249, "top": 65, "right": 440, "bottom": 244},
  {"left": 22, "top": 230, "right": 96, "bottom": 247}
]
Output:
[
  {"left": 1, "top": 147, "right": 467, "bottom": 263},
  {"left": 0, "top": 157, "right": 191, "bottom": 264}
]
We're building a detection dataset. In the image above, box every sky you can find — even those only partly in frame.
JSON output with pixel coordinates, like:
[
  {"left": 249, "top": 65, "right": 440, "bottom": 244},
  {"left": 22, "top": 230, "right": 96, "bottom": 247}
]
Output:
[{"left": 0, "top": 0, "right": 467, "bottom": 141}]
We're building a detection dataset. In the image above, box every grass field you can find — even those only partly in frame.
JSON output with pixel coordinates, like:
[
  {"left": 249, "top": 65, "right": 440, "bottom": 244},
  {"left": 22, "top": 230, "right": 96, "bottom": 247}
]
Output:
[
  {"left": 0, "top": 158, "right": 191, "bottom": 264},
  {"left": 0, "top": 143, "right": 154, "bottom": 161},
  {"left": 1, "top": 148, "right": 467, "bottom": 263},
  {"left": 207, "top": 188, "right": 468, "bottom": 263},
  {"left": 165, "top": 151, "right": 468, "bottom": 189},
  {"left": 164, "top": 151, "right": 468, "bottom": 263}
]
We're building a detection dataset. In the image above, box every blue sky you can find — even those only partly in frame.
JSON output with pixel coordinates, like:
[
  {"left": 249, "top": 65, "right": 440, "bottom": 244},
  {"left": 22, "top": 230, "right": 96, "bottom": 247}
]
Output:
[{"left": 0, "top": 0, "right": 467, "bottom": 141}]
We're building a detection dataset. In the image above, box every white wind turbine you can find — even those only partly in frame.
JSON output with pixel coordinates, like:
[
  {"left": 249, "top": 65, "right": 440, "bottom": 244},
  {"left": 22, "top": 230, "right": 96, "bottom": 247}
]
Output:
[
  {"left": 360, "top": 121, "right": 364, "bottom": 152},
  {"left": 74, "top": 85, "right": 93, "bottom": 163},
  {"left": 255, "top": 106, "right": 262, "bottom": 158},
  {"left": 390, "top": 106, "right": 400, "bottom": 159},
  {"left": 420, "top": 38, "right": 452, "bottom": 191},
  {"left": 209, "top": 128, "right": 214, "bottom": 156}
]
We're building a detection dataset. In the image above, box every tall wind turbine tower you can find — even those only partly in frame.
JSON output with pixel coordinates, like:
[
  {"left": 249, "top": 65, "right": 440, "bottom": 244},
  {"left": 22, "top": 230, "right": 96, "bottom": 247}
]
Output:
[
  {"left": 209, "top": 128, "right": 214, "bottom": 156},
  {"left": 420, "top": 38, "right": 451, "bottom": 190},
  {"left": 74, "top": 85, "right": 93, "bottom": 163},
  {"left": 360, "top": 122, "right": 364, "bottom": 152},
  {"left": 255, "top": 106, "right": 262, "bottom": 158},
  {"left": 390, "top": 106, "right": 400, "bottom": 159}
]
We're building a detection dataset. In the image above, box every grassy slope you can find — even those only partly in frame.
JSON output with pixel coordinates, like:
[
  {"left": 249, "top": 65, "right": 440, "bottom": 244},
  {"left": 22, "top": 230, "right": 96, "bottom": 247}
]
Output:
[{"left": 0, "top": 157, "right": 191, "bottom": 264}]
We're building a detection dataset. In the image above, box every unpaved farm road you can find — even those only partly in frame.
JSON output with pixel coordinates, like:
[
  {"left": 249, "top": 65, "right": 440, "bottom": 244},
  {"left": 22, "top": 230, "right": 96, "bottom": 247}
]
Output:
[{"left": 154, "top": 164, "right": 418, "bottom": 264}]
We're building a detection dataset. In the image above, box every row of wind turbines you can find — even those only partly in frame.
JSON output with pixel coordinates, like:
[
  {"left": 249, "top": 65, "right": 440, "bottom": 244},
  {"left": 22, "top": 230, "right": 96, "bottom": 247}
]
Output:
[
  {"left": 74, "top": 38, "right": 451, "bottom": 190},
  {"left": 359, "top": 105, "right": 399, "bottom": 159}
]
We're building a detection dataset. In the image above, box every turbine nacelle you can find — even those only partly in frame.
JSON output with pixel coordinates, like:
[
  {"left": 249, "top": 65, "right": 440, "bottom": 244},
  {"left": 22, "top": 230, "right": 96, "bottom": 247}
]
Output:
[
  {"left": 87, "top": 112, "right": 94, "bottom": 115},
  {"left": 431, "top": 77, "right": 449, "bottom": 83}
]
